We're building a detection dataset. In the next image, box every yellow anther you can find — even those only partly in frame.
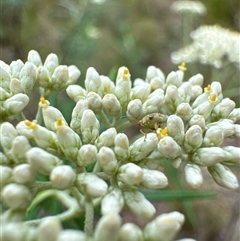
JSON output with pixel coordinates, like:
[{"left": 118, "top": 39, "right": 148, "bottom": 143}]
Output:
[
  {"left": 122, "top": 68, "right": 130, "bottom": 81},
  {"left": 204, "top": 85, "right": 211, "bottom": 93},
  {"left": 178, "top": 62, "right": 187, "bottom": 71},
  {"left": 56, "top": 117, "right": 64, "bottom": 127},
  {"left": 156, "top": 127, "right": 168, "bottom": 139},
  {"left": 39, "top": 97, "right": 49, "bottom": 108},
  {"left": 25, "top": 120, "right": 38, "bottom": 130},
  {"left": 209, "top": 93, "right": 217, "bottom": 103}
]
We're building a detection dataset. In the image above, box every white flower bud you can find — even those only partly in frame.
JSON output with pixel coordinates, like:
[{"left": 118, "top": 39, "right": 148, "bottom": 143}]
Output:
[
  {"left": 87, "top": 91, "right": 102, "bottom": 112},
  {"left": 24, "top": 120, "right": 59, "bottom": 153},
  {"left": 0, "top": 165, "right": 13, "bottom": 188},
  {"left": 119, "top": 223, "right": 143, "bottom": 241},
  {"left": 184, "top": 163, "right": 203, "bottom": 188},
  {"left": 19, "top": 61, "right": 37, "bottom": 93},
  {"left": 2, "top": 183, "right": 32, "bottom": 209},
  {"left": 94, "top": 213, "right": 122, "bottom": 241},
  {"left": 222, "top": 146, "right": 240, "bottom": 164},
  {"left": 0, "top": 65, "right": 11, "bottom": 91},
  {"left": 97, "top": 147, "right": 118, "bottom": 174},
  {"left": 192, "top": 94, "right": 217, "bottom": 119},
  {"left": 140, "top": 168, "right": 168, "bottom": 189},
  {"left": 127, "top": 99, "right": 143, "bottom": 122},
  {"left": 81, "top": 109, "right": 100, "bottom": 143},
  {"left": 164, "top": 85, "right": 179, "bottom": 113},
  {"left": 85, "top": 67, "right": 103, "bottom": 96},
  {"left": 118, "top": 163, "right": 143, "bottom": 185},
  {"left": 66, "top": 84, "right": 87, "bottom": 102},
  {"left": 44, "top": 53, "right": 59, "bottom": 74},
  {"left": 142, "top": 89, "right": 165, "bottom": 114},
  {"left": 10, "top": 59, "right": 24, "bottom": 79},
  {"left": 40, "top": 98, "right": 68, "bottom": 131},
  {"left": 51, "top": 65, "right": 69, "bottom": 90},
  {"left": 3, "top": 93, "right": 29, "bottom": 115},
  {"left": 189, "top": 114, "right": 206, "bottom": 130},
  {"left": 176, "top": 239, "right": 197, "bottom": 241},
  {"left": 114, "top": 133, "right": 130, "bottom": 160},
  {"left": 77, "top": 144, "right": 98, "bottom": 167},
  {"left": 190, "top": 85, "right": 203, "bottom": 101},
  {"left": 50, "top": 165, "right": 76, "bottom": 189},
  {"left": 27, "top": 147, "right": 62, "bottom": 175},
  {"left": 57, "top": 230, "right": 87, "bottom": 241},
  {"left": 2, "top": 223, "right": 32, "bottom": 241},
  {"left": 191, "top": 147, "right": 228, "bottom": 166},
  {"left": 129, "top": 133, "right": 158, "bottom": 162},
  {"left": 10, "top": 78, "right": 25, "bottom": 94},
  {"left": 184, "top": 125, "right": 203, "bottom": 153},
  {"left": 212, "top": 98, "right": 235, "bottom": 120},
  {"left": 76, "top": 173, "right": 107, "bottom": 197},
  {"left": 188, "top": 73, "right": 204, "bottom": 86},
  {"left": 11, "top": 135, "right": 31, "bottom": 163},
  {"left": 36, "top": 65, "right": 52, "bottom": 88},
  {"left": 37, "top": 217, "right": 62, "bottom": 241},
  {"left": 0, "top": 86, "right": 10, "bottom": 100},
  {"left": 115, "top": 67, "right": 132, "bottom": 108},
  {"left": 167, "top": 115, "right": 185, "bottom": 144},
  {"left": 207, "top": 119, "right": 235, "bottom": 137},
  {"left": 149, "top": 76, "right": 164, "bottom": 91},
  {"left": 143, "top": 211, "right": 185, "bottom": 241},
  {"left": 101, "top": 188, "right": 124, "bottom": 215},
  {"left": 56, "top": 124, "right": 81, "bottom": 160},
  {"left": 70, "top": 99, "right": 88, "bottom": 134},
  {"left": 123, "top": 190, "right": 156, "bottom": 218},
  {"left": 95, "top": 127, "right": 117, "bottom": 148},
  {"left": 27, "top": 50, "right": 42, "bottom": 66},
  {"left": 176, "top": 102, "right": 192, "bottom": 121},
  {"left": 208, "top": 163, "right": 239, "bottom": 189},
  {"left": 102, "top": 94, "right": 122, "bottom": 116},
  {"left": 228, "top": 108, "right": 240, "bottom": 123},
  {"left": 100, "top": 75, "right": 115, "bottom": 95},
  {"left": 203, "top": 126, "right": 224, "bottom": 147},
  {"left": 146, "top": 66, "right": 165, "bottom": 84},
  {"left": 131, "top": 79, "right": 151, "bottom": 101},
  {"left": 68, "top": 65, "right": 81, "bottom": 84},
  {"left": 191, "top": 86, "right": 210, "bottom": 109},
  {"left": 158, "top": 136, "right": 182, "bottom": 160},
  {"left": 178, "top": 82, "right": 193, "bottom": 103},
  {"left": 13, "top": 163, "right": 35, "bottom": 185},
  {"left": 166, "top": 71, "right": 182, "bottom": 87},
  {"left": 0, "top": 122, "right": 18, "bottom": 155}
]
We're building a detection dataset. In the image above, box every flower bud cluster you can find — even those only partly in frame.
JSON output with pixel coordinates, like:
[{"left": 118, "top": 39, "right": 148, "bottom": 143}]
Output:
[{"left": 0, "top": 50, "right": 238, "bottom": 241}]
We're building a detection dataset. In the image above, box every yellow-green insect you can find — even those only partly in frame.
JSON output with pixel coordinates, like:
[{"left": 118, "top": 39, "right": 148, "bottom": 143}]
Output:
[{"left": 138, "top": 113, "right": 168, "bottom": 139}]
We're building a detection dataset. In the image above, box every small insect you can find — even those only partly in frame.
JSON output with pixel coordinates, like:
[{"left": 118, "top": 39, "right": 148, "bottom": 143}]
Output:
[{"left": 138, "top": 113, "right": 168, "bottom": 140}]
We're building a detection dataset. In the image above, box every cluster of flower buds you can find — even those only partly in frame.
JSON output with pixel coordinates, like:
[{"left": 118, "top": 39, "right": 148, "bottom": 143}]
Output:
[
  {"left": 1, "top": 50, "right": 239, "bottom": 241},
  {"left": 171, "top": 25, "right": 240, "bottom": 69}
]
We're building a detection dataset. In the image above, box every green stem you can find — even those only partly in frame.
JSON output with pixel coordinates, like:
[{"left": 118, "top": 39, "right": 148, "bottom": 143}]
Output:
[
  {"left": 99, "top": 110, "right": 112, "bottom": 128},
  {"left": 84, "top": 196, "right": 94, "bottom": 237},
  {"left": 116, "top": 121, "right": 132, "bottom": 132}
]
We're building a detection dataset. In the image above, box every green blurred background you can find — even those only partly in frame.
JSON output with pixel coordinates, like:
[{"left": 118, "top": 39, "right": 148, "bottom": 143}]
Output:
[{"left": 1, "top": 1, "right": 240, "bottom": 241}]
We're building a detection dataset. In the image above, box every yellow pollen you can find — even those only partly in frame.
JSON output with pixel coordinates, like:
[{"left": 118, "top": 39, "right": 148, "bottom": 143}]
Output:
[
  {"left": 204, "top": 85, "right": 211, "bottom": 93},
  {"left": 39, "top": 97, "right": 49, "bottom": 108},
  {"left": 156, "top": 127, "right": 168, "bottom": 139},
  {"left": 25, "top": 120, "right": 38, "bottom": 130},
  {"left": 56, "top": 117, "right": 64, "bottom": 127},
  {"left": 122, "top": 68, "right": 130, "bottom": 81},
  {"left": 209, "top": 94, "right": 217, "bottom": 103},
  {"left": 178, "top": 62, "right": 187, "bottom": 71}
]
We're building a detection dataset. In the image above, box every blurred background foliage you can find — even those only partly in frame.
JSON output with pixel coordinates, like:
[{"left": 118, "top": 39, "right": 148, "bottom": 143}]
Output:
[{"left": 1, "top": 1, "right": 240, "bottom": 240}]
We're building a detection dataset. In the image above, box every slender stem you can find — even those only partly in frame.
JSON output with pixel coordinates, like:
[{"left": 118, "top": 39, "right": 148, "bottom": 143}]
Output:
[
  {"left": 99, "top": 110, "right": 111, "bottom": 128},
  {"left": 35, "top": 106, "right": 43, "bottom": 124},
  {"left": 116, "top": 121, "right": 132, "bottom": 132},
  {"left": 84, "top": 196, "right": 94, "bottom": 237}
]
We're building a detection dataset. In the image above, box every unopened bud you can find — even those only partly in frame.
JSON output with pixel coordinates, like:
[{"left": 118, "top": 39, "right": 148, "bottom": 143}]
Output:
[
  {"left": 123, "top": 190, "right": 156, "bottom": 218},
  {"left": 13, "top": 163, "right": 35, "bottom": 185},
  {"left": 184, "top": 163, "right": 203, "bottom": 188},
  {"left": 66, "top": 84, "right": 87, "bottom": 102},
  {"left": 127, "top": 99, "right": 143, "bottom": 122},
  {"left": 94, "top": 213, "right": 122, "bottom": 241},
  {"left": 87, "top": 91, "right": 102, "bottom": 112},
  {"left": 203, "top": 126, "right": 224, "bottom": 147},
  {"left": 119, "top": 223, "right": 143, "bottom": 241},
  {"left": 102, "top": 94, "right": 122, "bottom": 116},
  {"left": 167, "top": 115, "right": 185, "bottom": 144},
  {"left": 208, "top": 163, "right": 239, "bottom": 189},
  {"left": 50, "top": 165, "right": 76, "bottom": 189},
  {"left": 77, "top": 144, "right": 98, "bottom": 167},
  {"left": 57, "top": 230, "right": 87, "bottom": 241},
  {"left": 118, "top": 163, "right": 143, "bottom": 185},
  {"left": 114, "top": 133, "right": 130, "bottom": 160},
  {"left": 95, "top": 127, "right": 117, "bottom": 148},
  {"left": 27, "top": 49, "right": 42, "bottom": 66},
  {"left": 184, "top": 125, "right": 203, "bottom": 153}
]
